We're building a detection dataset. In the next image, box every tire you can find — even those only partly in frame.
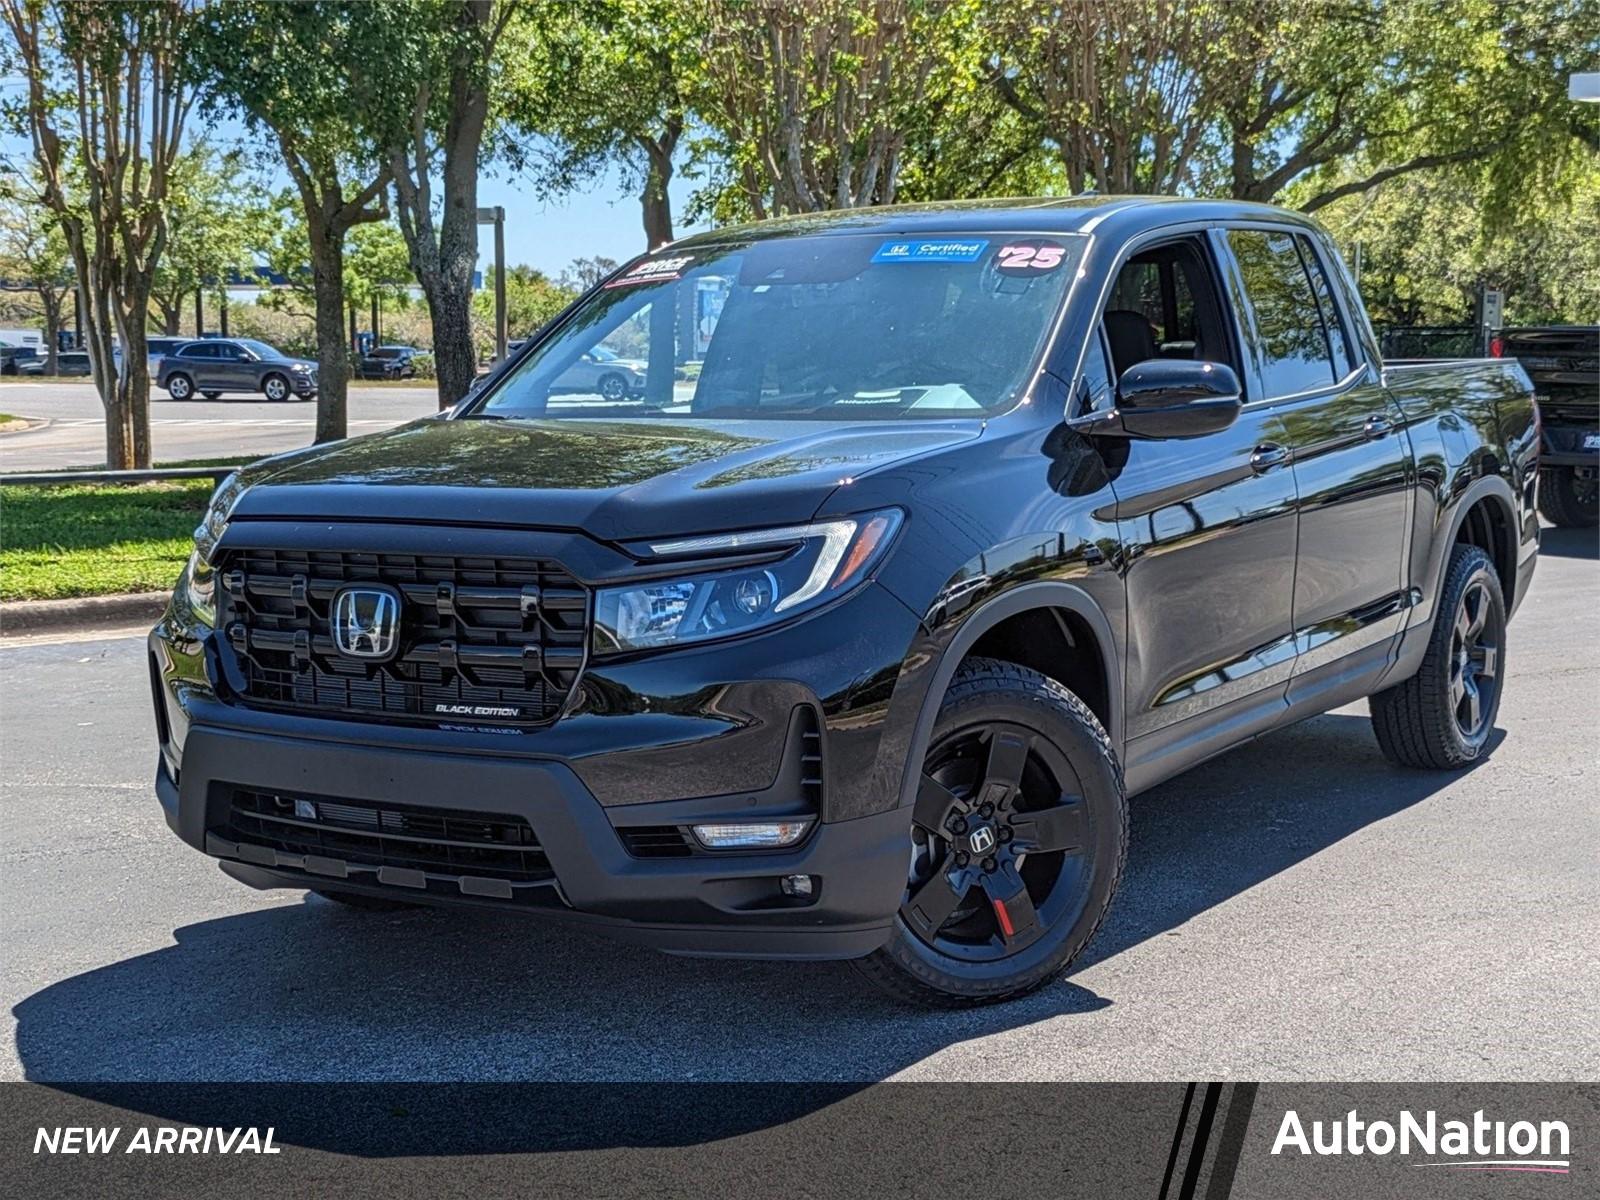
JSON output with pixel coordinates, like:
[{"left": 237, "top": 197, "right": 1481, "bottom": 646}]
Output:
[
  {"left": 165, "top": 373, "right": 193, "bottom": 400},
  {"left": 598, "top": 372, "right": 628, "bottom": 402},
  {"left": 1537, "top": 466, "right": 1598, "bottom": 528},
  {"left": 310, "top": 888, "right": 420, "bottom": 912},
  {"left": 201, "top": 391, "right": 221, "bottom": 400},
  {"left": 262, "top": 373, "right": 290, "bottom": 402},
  {"left": 1370, "top": 544, "right": 1506, "bottom": 770},
  {"left": 853, "top": 658, "right": 1128, "bottom": 1007}
]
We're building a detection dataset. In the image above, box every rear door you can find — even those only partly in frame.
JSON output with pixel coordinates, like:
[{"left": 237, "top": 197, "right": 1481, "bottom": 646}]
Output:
[
  {"left": 175, "top": 342, "right": 216, "bottom": 386},
  {"left": 211, "top": 342, "right": 252, "bottom": 391},
  {"left": 1095, "top": 232, "right": 1301, "bottom": 790},
  {"left": 1219, "top": 226, "right": 1411, "bottom": 701}
]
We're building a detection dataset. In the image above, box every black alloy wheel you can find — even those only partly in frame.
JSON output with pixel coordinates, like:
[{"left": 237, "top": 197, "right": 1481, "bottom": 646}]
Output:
[
  {"left": 1448, "top": 574, "right": 1500, "bottom": 744},
  {"left": 1370, "top": 543, "right": 1507, "bottom": 769},
  {"left": 855, "top": 659, "right": 1127, "bottom": 1006},
  {"left": 904, "top": 723, "right": 1088, "bottom": 960}
]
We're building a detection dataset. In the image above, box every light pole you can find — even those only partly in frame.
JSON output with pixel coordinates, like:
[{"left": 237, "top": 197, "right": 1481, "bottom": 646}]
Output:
[{"left": 476, "top": 205, "right": 507, "bottom": 361}]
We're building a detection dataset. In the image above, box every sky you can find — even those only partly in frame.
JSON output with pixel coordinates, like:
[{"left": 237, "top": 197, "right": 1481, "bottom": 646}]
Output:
[
  {"left": 0, "top": 91, "right": 709, "bottom": 284},
  {"left": 474, "top": 164, "right": 707, "bottom": 278}
]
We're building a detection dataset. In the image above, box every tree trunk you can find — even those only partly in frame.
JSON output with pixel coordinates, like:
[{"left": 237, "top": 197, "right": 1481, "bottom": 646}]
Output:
[
  {"left": 640, "top": 124, "right": 680, "bottom": 248},
  {"left": 39, "top": 289, "right": 62, "bottom": 376},
  {"left": 154, "top": 297, "right": 181, "bottom": 334},
  {"left": 426, "top": 284, "right": 477, "bottom": 410},
  {"left": 307, "top": 219, "right": 349, "bottom": 444},
  {"left": 641, "top": 171, "right": 674, "bottom": 249}
]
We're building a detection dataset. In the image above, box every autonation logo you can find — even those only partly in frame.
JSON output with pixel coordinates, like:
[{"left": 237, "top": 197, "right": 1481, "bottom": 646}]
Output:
[{"left": 1272, "top": 1108, "right": 1571, "bottom": 1175}]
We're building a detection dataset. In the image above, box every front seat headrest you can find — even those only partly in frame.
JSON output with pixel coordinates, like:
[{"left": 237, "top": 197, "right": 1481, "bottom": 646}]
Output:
[{"left": 1104, "top": 309, "right": 1158, "bottom": 375}]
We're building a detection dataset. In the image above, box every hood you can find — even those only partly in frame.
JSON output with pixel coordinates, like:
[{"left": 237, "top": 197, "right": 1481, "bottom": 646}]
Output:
[{"left": 229, "top": 415, "right": 982, "bottom": 542}]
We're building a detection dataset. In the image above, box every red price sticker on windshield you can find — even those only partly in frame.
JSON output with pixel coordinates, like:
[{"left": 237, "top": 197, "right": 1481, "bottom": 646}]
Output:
[{"left": 993, "top": 241, "right": 1067, "bottom": 275}]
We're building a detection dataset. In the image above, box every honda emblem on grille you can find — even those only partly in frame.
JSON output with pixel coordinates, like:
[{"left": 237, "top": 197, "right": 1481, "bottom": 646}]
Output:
[{"left": 332, "top": 586, "right": 401, "bottom": 660}]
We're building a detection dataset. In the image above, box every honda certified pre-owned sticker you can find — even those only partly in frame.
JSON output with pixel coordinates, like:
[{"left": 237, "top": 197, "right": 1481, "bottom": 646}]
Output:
[
  {"left": 992, "top": 240, "right": 1069, "bottom": 274},
  {"left": 604, "top": 254, "right": 695, "bottom": 287},
  {"left": 872, "top": 238, "right": 990, "bottom": 264}
]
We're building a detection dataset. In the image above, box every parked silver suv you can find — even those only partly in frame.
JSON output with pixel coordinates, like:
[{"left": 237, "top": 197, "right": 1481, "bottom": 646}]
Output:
[{"left": 157, "top": 338, "right": 317, "bottom": 401}]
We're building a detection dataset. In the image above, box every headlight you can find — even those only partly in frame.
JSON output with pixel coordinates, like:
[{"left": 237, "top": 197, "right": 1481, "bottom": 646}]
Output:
[
  {"left": 593, "top": 510, "right": 902, "bottom": 655},
  {"left": 184, "top": 471, "right": 244, "bottom": 626}
]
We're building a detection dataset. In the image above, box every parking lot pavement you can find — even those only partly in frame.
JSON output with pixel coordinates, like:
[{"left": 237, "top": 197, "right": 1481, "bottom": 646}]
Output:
[
  {"left": 0, "top": 528, "right": 1594, "bottom": 1083},
  {"left": 0, "top": 381, "right": 438, "bottom": 469}
]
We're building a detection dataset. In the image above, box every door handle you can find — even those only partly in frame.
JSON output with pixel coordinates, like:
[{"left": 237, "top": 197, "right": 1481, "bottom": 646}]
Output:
[
  {"left": 1249, "top": 443, "right": 1290, "bottom": 473},
  {"left": 1363, "top": 415, "right": 1392, "bottom": 440}
]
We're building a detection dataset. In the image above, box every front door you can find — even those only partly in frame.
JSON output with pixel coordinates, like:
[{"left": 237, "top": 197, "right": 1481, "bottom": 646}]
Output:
[{"left": 1092, "top": 233, "right": 1301, "bottom": 792}]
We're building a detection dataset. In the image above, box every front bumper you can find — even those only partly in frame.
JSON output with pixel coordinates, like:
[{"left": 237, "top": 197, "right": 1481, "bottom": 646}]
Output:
[
  {"left": 147, "top": 574, "right": 927, "bottom": 959},
  {"left": 152, "top": 730, "right": 906, "bottom": 958}
]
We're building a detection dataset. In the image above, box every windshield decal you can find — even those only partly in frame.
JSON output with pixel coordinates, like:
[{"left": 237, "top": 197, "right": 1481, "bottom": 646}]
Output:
[
  {"left": 871, "top": 238, "right": 989, "bottom": 264},
  {"left": 605, "top": 254, "right": 695, "bottom": 288},
  {"left": 993, "top": 241, "right": 1068, "bottom": 274}
]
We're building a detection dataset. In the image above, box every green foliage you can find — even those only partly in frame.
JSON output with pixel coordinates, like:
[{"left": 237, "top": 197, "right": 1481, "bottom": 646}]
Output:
[
  {"left": 150, "top": 142, "right": 276, "bottom": 330},
  {"left": 1312, "top": 163, "right": 1600, "bottom": 326},
  {"left": 472, "top": 265, "right": 576, "bottom": 343},
  {"left": 0, "top": 480, "right": 211, "bottom": 601},
  {"left": 345, "top": 221, "right": 417, "bottom": 310}
]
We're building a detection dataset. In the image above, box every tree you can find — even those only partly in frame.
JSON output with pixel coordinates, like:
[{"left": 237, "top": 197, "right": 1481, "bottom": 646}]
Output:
[
  {"left": 531, "top": 0, "right": 693, "bottom": 249},
  {"left": 1308, "top": 163, "right": 1600, "bottom": 327},
  {"left": 0, "top": 171, "right": 73, "bottom": 374},
  {"left": 354, "top": 0, "right": 515, "bottom": 408},
  {"left": 191, "top": 1, "right": 391, "bottom": 443},
  {"left": 150, "top": 143, "right": 275, "bottom": 335},
  {"left": 472, "top": 265, "right": 574, "bottom": 343},
  {"left": 692, "top": 0, "right": 979, "bottom": 218},
  {"left": 559, "top": 256, "right": 619, "bottom": 292},
  {"left": 2, "top": 0, "right": 192, "bottom": 468},
  {"left": 986, "top": 0, "right": 1227, "bottom": 194},
  {"left": 1209, "top": 0, "right": 1600, "bottom": 213}
]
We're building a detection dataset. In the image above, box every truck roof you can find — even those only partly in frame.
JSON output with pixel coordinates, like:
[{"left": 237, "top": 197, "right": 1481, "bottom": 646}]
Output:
[{"left": 671, "top": 195, "right": 1325, "bottom": 250}]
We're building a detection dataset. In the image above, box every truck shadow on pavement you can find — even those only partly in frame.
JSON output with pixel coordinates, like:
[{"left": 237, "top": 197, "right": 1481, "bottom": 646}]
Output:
[
  {"left": 13, "top": 712, "right": 1495, "bottom": 1103},
  {"left": 1537, "top": 526, "right": 1597, "bottom": 561}
]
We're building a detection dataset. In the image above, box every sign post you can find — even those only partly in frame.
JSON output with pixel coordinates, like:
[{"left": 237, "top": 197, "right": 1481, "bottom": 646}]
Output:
[{"left": 476, "top": 206, "right": 507, "bottom": 362}]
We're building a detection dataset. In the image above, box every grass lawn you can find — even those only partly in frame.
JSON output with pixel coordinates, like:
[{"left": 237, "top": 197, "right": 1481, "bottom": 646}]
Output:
[{"left": 0, "top": 479, "right": 212, "bottom": 601}]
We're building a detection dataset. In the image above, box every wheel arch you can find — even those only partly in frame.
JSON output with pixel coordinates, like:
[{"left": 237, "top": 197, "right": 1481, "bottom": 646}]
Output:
[
  {"left": 1442, "top": 475, "right": 1518, "bottom": 610},
  {"left": 894, "top": 581, "right": 1123, "bottom": 812}
]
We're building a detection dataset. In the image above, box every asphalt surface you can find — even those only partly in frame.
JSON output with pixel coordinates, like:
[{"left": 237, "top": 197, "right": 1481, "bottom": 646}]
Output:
[
  {"left": 0, "top": 528, "right": 1595, "bottom": 1082},
  {"left": 0, "top": 380, "right": 438, "bottom": 469}
]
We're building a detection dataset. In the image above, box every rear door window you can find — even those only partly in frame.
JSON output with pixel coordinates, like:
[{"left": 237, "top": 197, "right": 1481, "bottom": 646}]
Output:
[
  {"left": 1295, "top": 236, "right": 1355, "bottom": 379},
  {"left": 1226, "top": 229, "right": 1338, "bottom": 398}
]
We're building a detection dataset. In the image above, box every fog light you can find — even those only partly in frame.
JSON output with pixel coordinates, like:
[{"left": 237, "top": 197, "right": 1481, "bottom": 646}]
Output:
[
  {"left": 780, "top": 874, "right": 814, "bottom": 898},
  {"left": 294, "top": 798, "right": 318, "bottom": 820},
  {"left": 691, "top": 820, "right": 812, "bottom": 850}
]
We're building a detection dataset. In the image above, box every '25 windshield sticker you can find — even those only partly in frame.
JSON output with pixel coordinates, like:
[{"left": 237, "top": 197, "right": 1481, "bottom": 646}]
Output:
[{"left": 993, "top": 241, "right": 1067, "bottom": 275}]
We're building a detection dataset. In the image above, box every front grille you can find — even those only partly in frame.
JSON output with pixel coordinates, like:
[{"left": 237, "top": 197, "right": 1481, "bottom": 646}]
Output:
[
  {"left": 619, "top": 826, "right": 697, "bottom": 858},
  {"left": 223, "top": 788, "right": 554, "bottom": 885},
  {"left": 217, "top": 548, "right": 589, "bottom": 726}
]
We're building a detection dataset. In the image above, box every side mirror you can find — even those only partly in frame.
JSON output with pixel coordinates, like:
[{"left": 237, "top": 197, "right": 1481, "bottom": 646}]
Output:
[{"left": 1073, "top": 360, "right": 1242, "bottom": 440}]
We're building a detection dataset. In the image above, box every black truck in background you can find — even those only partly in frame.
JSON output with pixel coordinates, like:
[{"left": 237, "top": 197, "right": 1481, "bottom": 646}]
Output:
[{"left": 1490, "top": 326, "right": 1599, "bottom": 527}]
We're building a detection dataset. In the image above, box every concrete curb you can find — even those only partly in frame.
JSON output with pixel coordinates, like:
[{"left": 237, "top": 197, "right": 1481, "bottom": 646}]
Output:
[
  {"left": 0, "top": 591, "right": 168, "bottom": 636},
  {"left": 0, "top": 415, "right": 49, "bottom": 434}
]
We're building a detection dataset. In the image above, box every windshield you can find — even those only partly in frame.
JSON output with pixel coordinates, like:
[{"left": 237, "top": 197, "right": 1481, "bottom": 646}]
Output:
[
  {"left": 474, "top": 231, "right": 1085, "bottom": 421},
  {"left": 237, "top": 338, "right": 282, "bottom": 359}
]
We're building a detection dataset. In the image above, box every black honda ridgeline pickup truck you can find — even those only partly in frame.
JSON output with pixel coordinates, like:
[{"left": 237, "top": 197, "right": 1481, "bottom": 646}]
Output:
[{"left": 151, "top": 198, "right": 1540, "bottom": 1005}]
